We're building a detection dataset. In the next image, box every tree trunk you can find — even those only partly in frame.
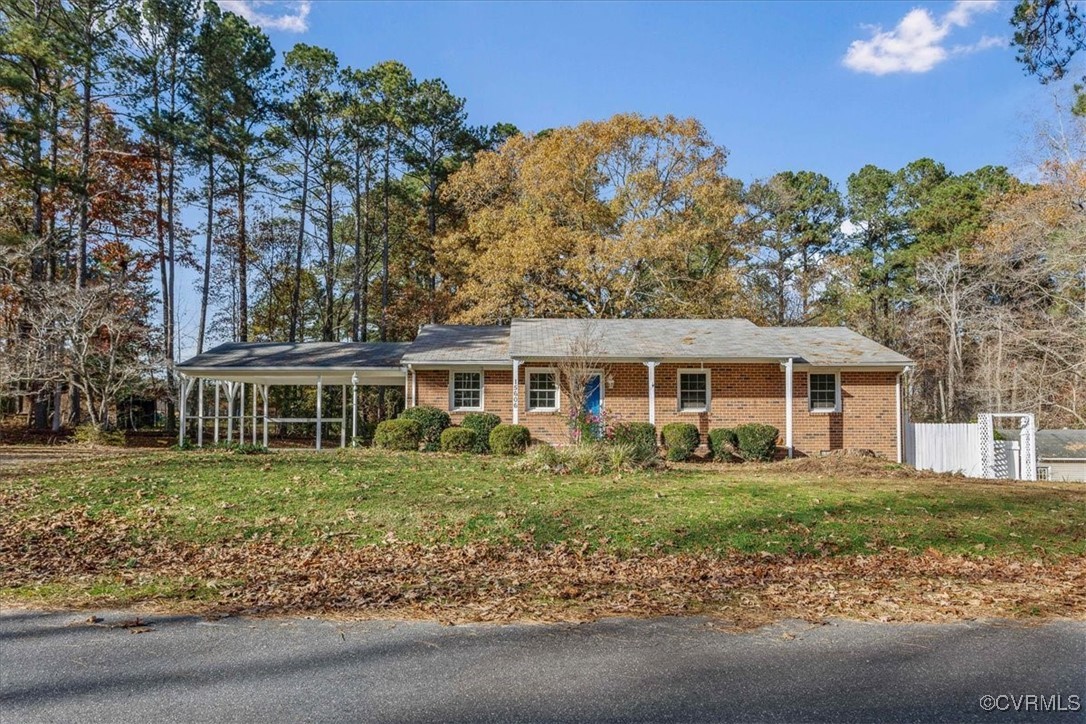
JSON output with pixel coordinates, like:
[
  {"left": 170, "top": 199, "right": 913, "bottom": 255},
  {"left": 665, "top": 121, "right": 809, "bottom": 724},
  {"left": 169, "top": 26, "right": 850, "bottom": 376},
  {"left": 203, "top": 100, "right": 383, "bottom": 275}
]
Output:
[
  {"left": 322, "top": 177, "right": 335, "bottom": 342},
  {"left": 351, "top": 148, "right": 362, "bottom": 343},
  {"left": 289, "top": 151, "right": 310, "bottom": 343},
  {"left": 197, "top": 152, "right": 214, "bottom": 354},
  {"left": 237, "top": 159, "right": 248, "bottom": 342},
  {"left": 380, "top": 132, "right": 390, "bottom": 342}
]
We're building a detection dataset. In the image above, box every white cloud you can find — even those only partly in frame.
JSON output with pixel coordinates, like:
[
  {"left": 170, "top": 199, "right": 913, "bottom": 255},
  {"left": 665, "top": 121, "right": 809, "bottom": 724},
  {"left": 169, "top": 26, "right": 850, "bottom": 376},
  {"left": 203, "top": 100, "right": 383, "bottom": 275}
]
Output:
[
  {"left": 843, "top": 1, "right": 1002, "bottom": 75},
  {"left": 216, "top": 0, "right": 311, "bottom": 32}
]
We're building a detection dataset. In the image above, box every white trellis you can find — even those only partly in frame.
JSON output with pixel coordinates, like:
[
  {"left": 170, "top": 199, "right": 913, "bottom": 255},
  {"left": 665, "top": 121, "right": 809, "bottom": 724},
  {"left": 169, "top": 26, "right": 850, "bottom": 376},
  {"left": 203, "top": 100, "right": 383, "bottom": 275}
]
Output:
[{"left": 978, "top": 412, "right": 1037, "bottom": 481}]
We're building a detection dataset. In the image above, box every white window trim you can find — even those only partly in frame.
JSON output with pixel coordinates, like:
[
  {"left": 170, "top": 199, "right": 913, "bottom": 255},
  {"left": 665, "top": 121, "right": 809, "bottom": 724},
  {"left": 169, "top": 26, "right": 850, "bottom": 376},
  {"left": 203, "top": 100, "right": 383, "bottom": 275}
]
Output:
[
  {"left": 677, "top": 368, "right": 711, "bottom": 413},
  {"left": 448, "top": 369, "right": 485, "bottom": 412},
  {"left": 808, "top": 370, "right": 841, "bottom": 413},
  {"left": 526, "top": 367, "right": 561, "bottom": 413}
]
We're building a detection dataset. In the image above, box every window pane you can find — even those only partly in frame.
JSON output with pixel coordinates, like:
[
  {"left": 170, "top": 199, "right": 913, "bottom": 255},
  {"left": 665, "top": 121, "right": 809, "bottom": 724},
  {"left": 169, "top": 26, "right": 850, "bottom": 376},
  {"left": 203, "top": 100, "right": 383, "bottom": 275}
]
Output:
[
  {"left": 679, "top": 372, "right": 708, "bottom": 410},
  {"left": 810, "top": 373, "right": 837, "bottom": 410},
  {"left": 529, "top": 372, "right": 557, "bottom": 409},
  {"left": 453, "top": 372, "right": 481, "bottom": 409}
]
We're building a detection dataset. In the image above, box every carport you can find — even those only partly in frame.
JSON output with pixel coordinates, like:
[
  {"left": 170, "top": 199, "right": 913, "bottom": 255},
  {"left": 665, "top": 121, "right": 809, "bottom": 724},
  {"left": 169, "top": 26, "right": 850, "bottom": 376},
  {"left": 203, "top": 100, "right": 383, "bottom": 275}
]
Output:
[{"left": 176, "top": 342, "right": 409, "bottom": 450}]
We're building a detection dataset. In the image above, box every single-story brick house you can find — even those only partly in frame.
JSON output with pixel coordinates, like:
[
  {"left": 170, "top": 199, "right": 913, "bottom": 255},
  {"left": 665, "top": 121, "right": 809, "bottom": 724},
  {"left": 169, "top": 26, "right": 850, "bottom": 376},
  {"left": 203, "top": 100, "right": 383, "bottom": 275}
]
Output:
[{"left": 178, "top": 318, "right": 912, "bottom": 459}]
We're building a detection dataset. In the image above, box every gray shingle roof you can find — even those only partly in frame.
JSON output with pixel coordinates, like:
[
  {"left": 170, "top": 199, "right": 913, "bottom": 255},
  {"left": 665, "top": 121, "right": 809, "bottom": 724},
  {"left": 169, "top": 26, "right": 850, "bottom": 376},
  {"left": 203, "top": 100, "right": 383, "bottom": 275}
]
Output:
[
  {"left": 179, "top": 341, "right": 409, "bottom": 370},
  {"left": 400, "top": 325, "right": 511, "bottom": 364},
  {"left": 507, "top": 318, "right": 911, "bottom": 366},
  {"left": 1003, "top": 428, "right": 1086, "bottom": 460}
]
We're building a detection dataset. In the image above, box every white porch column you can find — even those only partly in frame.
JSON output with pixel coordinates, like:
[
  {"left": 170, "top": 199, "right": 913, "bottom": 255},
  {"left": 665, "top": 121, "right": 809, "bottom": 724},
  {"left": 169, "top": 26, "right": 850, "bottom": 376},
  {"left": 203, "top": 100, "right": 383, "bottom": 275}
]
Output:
[
  {"left": 644, "top": 361, "right": 658, "bottom": 426},
  {"left": 197, "top": 379, "right": 205, "bottom": 447},
  {"left": 783, "top": 358, "right": 794, "bottom": 458},
  {"left": 262, "top": 384, "right": 269, "bottom": 449},
  {"left": 411, "top": 368, "right": 417, "bottom": 408},
  {"left": 316, "top": 376, "right": 323, "bottom": 451},
  {"left": 512, "top": 359, "right": 521, "bottom": 424},
  {"left": 340, "top": 385, "right": 347, "bottom": 448},
  {"left": 213, "top": 382, "right": 221, "bottom": 444},
  {"left": 351, "top": 373, "right": 358, "bottom": 446}
]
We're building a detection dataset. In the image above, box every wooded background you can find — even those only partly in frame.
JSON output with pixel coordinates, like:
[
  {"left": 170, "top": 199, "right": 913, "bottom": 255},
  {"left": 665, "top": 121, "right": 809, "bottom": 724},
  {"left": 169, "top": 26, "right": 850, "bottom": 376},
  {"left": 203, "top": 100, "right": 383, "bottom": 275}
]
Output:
[{"left": 1, "top": 0, "right": 1083, "bottom": 432}]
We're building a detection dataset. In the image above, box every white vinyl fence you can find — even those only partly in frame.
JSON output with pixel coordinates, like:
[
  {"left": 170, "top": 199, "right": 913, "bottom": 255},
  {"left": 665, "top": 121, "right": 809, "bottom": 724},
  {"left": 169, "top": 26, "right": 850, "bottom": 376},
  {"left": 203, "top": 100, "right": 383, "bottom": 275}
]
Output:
[
  {"left": 905, "top": 413, "right": 1037, "bottom": 481},
  {"left": 906, "top": 422, "right": 982, "bottom": 477}
]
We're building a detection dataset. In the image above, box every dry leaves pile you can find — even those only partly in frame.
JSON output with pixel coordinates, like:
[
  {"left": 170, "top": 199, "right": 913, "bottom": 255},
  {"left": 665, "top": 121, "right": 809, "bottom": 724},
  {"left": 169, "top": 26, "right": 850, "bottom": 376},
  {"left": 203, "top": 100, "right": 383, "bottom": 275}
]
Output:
[{"left": 3, "top": 505, "right": 1083, "bottom": 627}]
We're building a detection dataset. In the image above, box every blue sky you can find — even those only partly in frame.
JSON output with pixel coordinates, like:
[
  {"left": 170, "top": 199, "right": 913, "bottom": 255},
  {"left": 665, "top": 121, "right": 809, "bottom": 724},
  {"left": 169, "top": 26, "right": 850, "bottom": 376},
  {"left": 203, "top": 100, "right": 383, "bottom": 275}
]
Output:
[{"left": 220, "top": 0, "right": 1044, "bottom": 186}]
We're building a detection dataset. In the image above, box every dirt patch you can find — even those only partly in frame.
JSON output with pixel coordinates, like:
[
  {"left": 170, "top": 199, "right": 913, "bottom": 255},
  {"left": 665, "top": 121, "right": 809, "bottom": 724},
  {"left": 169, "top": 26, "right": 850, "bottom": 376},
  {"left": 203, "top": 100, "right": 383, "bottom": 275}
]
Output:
[{"left": 3, "top": 506, "right": 1082, "bottom": 627}]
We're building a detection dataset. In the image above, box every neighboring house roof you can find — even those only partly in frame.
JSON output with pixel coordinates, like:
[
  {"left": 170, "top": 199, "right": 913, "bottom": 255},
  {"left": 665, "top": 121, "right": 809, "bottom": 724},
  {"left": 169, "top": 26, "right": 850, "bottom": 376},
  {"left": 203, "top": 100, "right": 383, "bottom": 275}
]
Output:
[
  {"left": 508, "top": 318, "right": 911, "bottom": 366},
  {"left": 1035, "top": 429, "right": 1086, "bottom": 461},
  {"left": 400, "top": 325, "right": 511, "bottom": 365},
  {"left": 178, "top": 341, "right": 410, "bottom": 370},
  {"left": 997, "top": 428, "right": 1086, "bottom": 460}
]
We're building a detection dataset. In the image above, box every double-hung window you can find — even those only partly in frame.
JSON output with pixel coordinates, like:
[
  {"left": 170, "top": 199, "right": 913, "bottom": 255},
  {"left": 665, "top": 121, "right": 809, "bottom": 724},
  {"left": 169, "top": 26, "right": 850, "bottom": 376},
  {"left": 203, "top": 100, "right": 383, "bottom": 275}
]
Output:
[
  {"left": 527, "top": 369, "right": 559, "bottom": 411},
  {"left": 450, "top": 371, "right": 483, "bottom": 411},
  {"left": 808, "top": 372, "right": 840, "bottom": 412},
  {"left": 677, "top": 369, "right": 710, "bottom": 412}
]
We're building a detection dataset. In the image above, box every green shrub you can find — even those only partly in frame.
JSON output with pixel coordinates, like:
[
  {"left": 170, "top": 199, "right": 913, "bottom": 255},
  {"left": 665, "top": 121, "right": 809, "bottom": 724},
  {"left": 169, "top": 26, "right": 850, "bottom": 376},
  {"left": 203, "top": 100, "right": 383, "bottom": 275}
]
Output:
[
  {"left": 352, "top": 421, "right": 378, "bottom": 447},
  {"left": 234, "top": 443, "right": 269, "bottom": 455},
  {"left": 399, "top": 405, "right": 451, "bottom": 451},
  {"left": 661, "top": 422, "right": 700, "bottom": 462},
  {"left": 735, "top": 423, "right": 779, "bottom": 461},
  {"left": 707, "top": 427, "right": 739, "bottom": 461},
  {"left": 461, "top": 412, "right": 501, "bottom": 453},
  {"left": 489, "top": 423, "right": 530, "bottom": 456},
  {"left": 440, "top": 426, "right": 477, "bottom": 453},
  {"left": 374, "top": 418, "right": 422, "bottom": 451},
  {"left": 73, "top": 424, "right": 126, "bottom": 447}
]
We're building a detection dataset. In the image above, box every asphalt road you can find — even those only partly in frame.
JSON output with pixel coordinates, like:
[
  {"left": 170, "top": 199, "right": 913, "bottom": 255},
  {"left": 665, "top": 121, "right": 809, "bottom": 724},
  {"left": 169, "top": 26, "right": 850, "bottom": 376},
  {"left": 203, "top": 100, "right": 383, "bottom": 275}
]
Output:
[{"left": 1, "top": 609, "right": 1083, "bottom": 723}]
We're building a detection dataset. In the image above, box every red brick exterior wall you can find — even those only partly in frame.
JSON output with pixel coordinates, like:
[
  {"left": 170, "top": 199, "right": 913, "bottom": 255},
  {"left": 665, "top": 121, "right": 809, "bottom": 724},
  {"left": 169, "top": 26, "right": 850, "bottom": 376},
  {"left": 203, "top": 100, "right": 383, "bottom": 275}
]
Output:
[{"left": 412, "top": 363, "right": 900, "bottom": 458}]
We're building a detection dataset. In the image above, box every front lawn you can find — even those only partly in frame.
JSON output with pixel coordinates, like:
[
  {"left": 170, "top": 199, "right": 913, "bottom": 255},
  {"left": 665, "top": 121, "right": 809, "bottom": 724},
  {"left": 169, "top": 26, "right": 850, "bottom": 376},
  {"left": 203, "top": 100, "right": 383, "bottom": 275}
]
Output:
[{"left": 2, "top": 448, "right": 1084, "bottom": 624}]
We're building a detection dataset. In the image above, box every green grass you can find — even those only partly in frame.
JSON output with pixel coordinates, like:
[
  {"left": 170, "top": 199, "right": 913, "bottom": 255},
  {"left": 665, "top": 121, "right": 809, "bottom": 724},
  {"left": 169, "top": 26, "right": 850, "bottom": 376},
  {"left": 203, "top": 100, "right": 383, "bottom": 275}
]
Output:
[{"left": 4, "top": 448, "right": 1084, "bottom": 559}]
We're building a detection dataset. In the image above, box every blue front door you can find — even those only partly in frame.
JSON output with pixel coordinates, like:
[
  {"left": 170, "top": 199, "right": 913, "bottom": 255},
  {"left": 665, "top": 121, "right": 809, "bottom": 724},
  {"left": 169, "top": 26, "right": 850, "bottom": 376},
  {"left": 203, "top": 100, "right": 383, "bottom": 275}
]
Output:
[{"left": 583, "top": 374, "right": 602, "bottom": 418}]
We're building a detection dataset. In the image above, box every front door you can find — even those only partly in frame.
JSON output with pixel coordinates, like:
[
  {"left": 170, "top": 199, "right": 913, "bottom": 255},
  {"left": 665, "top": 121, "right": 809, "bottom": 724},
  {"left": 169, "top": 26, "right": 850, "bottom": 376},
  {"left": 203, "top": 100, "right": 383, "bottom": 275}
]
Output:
[{"left": 582, "top": 373, "right": 603, "bottom": 437}]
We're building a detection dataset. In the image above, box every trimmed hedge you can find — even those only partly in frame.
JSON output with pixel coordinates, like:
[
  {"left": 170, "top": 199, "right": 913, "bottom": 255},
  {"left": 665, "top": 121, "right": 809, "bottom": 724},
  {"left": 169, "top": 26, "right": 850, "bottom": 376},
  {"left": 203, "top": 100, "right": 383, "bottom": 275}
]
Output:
[
  {"left": 461, "top": 412, "right": 502, "bottom": 453},
  {"left": 612, "top": 421, "right": 658, "bottom": 462},
  {"left": 661, "top": 422, "right": 700, "bottom": 462},
  {"left": 489, "top": 423, "right": 531, "bottom": 456},
  {"left": 707, "top": 427, "right": 739, "bottom": 461},
  {"left": 735, "top": 423, "right": 779, "bottom": 461},
  {"left": 374, "top": 418, "right": 422, "bottom": 451},
  {"left": 440, "top": 426, "right": 477, "bottom": 453},
  {"left": 399, "top": 405, "right": 451, "bottom": 451}
]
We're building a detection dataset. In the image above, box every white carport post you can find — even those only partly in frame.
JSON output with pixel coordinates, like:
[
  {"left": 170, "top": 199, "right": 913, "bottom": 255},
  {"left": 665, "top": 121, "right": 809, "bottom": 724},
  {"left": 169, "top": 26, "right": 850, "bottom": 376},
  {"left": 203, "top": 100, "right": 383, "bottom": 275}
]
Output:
[
  {"left": 262, "top": 384, "right": 269, "bottom": 448},
  {"left": 178, "top": 375, "right": 188, "bottom": 446},
  {"left": 783, "top": 357, "right": 794, "bottom": 458},
  {"left": 512, "top": 359, "right": 521, "bottom": 424},
  {"left": 252, "top": 383, "right": 258, "bottom": 445},
  {"left": 239, "top": 383, "right": 246, "bottom": 445},
  {"left": 197, "top": 379, "right": 205, "bottom": 447},
  {"left": 213, "top": 382, "right": 221, "bottom": 444},
  {"left": 226, "top": 382, "right": 235, "bottom": 442},
  {"left": 644, "top": 361, "right": 658, "bottom": 426},
  {"left": 340, "top": 385, "right": 347, "bottom": 448},
  {"left": 316, "top": 375, "right": 323, "bottom": 451},
  {"left": 351, "top": 373, "right": 358, "bottom": 446}
]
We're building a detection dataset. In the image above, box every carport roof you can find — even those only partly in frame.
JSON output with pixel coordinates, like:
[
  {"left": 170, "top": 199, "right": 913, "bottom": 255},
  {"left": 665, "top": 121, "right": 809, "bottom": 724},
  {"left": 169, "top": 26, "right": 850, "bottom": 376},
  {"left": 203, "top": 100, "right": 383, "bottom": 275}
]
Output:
[{"left": 178, "top": 342, "right": 410, "bottom": 371}]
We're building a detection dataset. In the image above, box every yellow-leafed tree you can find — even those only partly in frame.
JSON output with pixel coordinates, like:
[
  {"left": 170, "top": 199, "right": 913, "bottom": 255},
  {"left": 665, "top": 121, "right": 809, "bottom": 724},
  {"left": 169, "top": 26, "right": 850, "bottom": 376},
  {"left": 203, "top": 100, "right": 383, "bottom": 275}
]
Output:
[{"left": 439, "top": 114, "right": 751, "bottom": 322}]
